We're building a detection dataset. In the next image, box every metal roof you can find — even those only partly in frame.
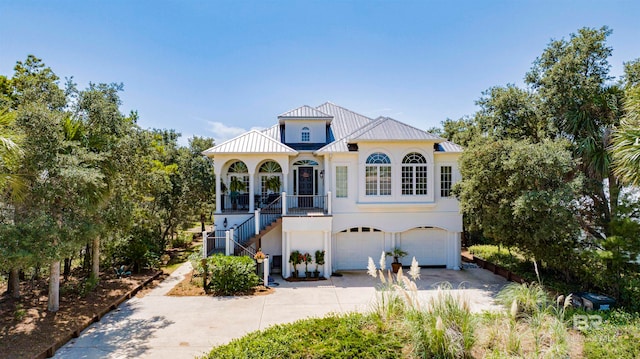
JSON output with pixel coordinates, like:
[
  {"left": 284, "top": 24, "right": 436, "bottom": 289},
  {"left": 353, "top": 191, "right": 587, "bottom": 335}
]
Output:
[
  {"left": 347, "top": 117, "right": 444, "bottom": 142},
  {"left": 202, "top": 130, "right": 297, "bottom": 155},
  {"left": 435, "top": 141, "right": 464, "bottom": 153},
  {"left": 315, "top": 102, "right": 373, "bottom": 140},
  {"left": 278, "top": 105, "right": 333, "bottom": 119},
  {"left": 261, "top": 124, "right": 281, "bottom": 141}
]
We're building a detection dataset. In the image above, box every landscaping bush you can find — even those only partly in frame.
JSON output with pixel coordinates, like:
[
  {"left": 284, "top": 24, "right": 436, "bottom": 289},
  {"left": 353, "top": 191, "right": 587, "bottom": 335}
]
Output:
[
  {"left": 201, "top": 312, "right": 405, "bottom": 359},
  {"left": 582, "top": 309, "right": 640, "bottom": 359},
  {"left": 206, "top": 254, "right": 258, "bottom": 295},
  {"left": 171, "top": 232, "right": 193, "bottom": 249}
]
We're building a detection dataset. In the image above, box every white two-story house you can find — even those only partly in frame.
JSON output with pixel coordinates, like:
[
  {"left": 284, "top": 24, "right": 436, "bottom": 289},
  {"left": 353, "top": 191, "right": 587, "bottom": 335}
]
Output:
[{"left": 202, "top": 102, "right": 463, "bottom": 278}]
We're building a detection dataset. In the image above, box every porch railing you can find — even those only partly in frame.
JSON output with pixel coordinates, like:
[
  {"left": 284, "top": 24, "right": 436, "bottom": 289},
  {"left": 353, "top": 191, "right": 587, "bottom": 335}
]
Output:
[
  {"left": 285, "top": 194, "right": 327, "bottom": 215},
  {"left": 206, "top": 234, "right": 226, "bottom": 255}
]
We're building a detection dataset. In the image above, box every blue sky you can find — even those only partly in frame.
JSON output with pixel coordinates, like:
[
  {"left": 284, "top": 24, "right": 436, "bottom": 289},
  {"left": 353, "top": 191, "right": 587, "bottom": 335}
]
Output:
[{"left": 1, "top": 1, "right": 639, "bottom": 145}]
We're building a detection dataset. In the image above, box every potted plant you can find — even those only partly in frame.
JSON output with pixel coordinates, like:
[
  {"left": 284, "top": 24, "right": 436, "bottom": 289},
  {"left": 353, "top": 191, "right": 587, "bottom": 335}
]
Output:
[
  {"left": 385, "top": 247, "right": 408, "bottom": 273},
  {"left": 302, "top": 252, "right": 313, "bottom": 279},
  {"left": 314, "top": 250, "right": 325, "bottom": 278},
  {"left": 229, "top": 177, "right": 247, "bottom": 210},
  {"left": 254, "top": 249, "right": 266, "bottom": 263},
  {"left": 289, "top": 250, "right": 302, "bottom": 278}
]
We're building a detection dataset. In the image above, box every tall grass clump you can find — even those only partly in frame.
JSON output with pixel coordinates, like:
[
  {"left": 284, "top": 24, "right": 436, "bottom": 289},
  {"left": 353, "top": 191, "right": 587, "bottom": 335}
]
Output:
[
  {"left": 478, "top": 282, "right": 571, "bottom": 358},
  {"left": 367, "top": 254, "right": 474, "bottom": 358}
]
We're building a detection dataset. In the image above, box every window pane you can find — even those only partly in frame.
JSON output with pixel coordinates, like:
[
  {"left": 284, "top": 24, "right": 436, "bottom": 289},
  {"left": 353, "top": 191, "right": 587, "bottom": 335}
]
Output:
[
  {"left": 366, "top": 152, "right": 391, "bottom": 164},
  {"left": 441, "top": 166, "right": 452, "bottom": 197},
  {"left": 416, "top": 165, "right": 428, "bottom": 195},
  {"left": 336, "top": 166, "right": 348, "bottom": 198},
  {"left": 402, "top": 165, "right": 413, "bottom": 195},
  {"left": 380, "top": 166, "right": 391, "bottom": 195},
  {"left": 365, "top": 166, "right": 377, "bottom": 195}
]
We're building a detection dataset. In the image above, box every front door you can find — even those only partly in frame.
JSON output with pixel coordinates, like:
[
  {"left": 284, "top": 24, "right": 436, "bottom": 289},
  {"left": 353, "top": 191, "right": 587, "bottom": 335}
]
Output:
[{"left": 298, "top": 166, "right": 313, "bottom": 207}]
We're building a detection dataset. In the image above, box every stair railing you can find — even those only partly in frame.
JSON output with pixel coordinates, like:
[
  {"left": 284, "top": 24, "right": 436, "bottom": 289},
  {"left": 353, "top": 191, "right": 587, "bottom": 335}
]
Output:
[{"left": 259, "top": 195, "right": 282, "bottom": 232}]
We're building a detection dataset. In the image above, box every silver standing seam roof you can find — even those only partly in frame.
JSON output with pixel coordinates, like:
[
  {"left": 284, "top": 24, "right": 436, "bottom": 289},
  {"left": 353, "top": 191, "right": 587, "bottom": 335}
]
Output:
[
  {"left": 203, "top": 102, "right": 462, "bottom": 155},
  {"left": 202, "top": 130, "right": 296, "bottom": 155}
]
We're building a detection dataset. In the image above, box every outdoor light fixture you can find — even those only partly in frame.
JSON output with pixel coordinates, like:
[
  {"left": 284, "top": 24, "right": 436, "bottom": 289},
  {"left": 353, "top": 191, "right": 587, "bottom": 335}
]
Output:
[
  {"left": 319, "top": 170, "right": 324, "bottom": 179},
  {"left": 223, "top": 218, "right": 228, "bottom": 228}
]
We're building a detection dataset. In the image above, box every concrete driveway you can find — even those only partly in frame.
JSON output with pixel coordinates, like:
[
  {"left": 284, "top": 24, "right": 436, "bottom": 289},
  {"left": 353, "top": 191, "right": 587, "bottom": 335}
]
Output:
[{"left": 54, "top": 262, "right": 507, "bottom": 359}]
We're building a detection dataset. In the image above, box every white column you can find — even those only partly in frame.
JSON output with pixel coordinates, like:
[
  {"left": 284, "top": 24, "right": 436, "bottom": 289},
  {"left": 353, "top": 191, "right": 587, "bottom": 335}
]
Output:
[
  {"left": 281, "top": 191, "right": 287, "bottom": 215},
  {"left": 454, "top": 232, "right": 462, "bottom": 270},
  {"left": 391, "top": 232, "right": 396, "bottom": 249},
  {"left": 215, "top": 171, "right": 222, "bottom": 214},
  {"left": 249, "top": 171, "right": 255, "bottom": 212},
  {"left": 202, "top": 231, "right": 207, "bottom": 259},
  {"left": 282, "top": 171, "right": 289, "bottom": 196},
  {"left": 263, "top": 257, "right": 270, "bottom": 287},
  {"left": 327, "top": 191, "right": 332, "bottom": 215},
  {"left": 283, "top": 231, "right": 290, "bottom": 278},
  {"left": 323, "top": 155, "right": 330, "bottom": 193},
  {"left": 255, "top": 209, "right": 260, "bottom": 235},
  {"left": 323, "top": 230, "right": 331, "bottom": 279},
  {"left": 225, "top": 230, "right": 231, "bottom": 256}
]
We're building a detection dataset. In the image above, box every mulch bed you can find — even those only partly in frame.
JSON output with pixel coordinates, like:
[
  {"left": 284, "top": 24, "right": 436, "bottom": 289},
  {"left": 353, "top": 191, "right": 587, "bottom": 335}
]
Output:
[{"left": 0, "top": 269, "right": 161, "bottom": 359}]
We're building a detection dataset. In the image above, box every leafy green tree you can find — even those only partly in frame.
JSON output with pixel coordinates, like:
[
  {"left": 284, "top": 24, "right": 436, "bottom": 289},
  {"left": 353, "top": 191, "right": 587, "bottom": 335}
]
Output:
[
  {"left": 455, "top": 139, "right": 582, "bottom": 277},
  {"left": 474, "top": 85, "right": 549, "bottom": 142},
  {"left": 525, "top": 26, "right": 623, "bottom": 235},
  {"left": 179, "top": 136, "right": 215, "bottom": 231},
  {"left": 439, "top": 117, "right": 479, "bottom": 147}
]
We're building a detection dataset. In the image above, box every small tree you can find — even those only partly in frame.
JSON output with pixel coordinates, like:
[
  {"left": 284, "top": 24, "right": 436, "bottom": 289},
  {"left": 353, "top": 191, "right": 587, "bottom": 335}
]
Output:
[{"left": 289, "top": 250, "right": 301, "bottom": 278}]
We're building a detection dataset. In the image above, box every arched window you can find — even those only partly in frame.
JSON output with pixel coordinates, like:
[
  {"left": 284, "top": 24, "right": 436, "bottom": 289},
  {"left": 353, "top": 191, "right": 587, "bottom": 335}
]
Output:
[
  {"left": 365, "top": 152, "right": 391, "bottom": 196},
  {"left": 259, "top": 161, "right": 282, "bottom": 199},
  {"left": 402, "top": 152, "right": 427, "bottom": 195},
  {"left": 227, "top": 161, "right": 249, "bottom": 193},
  {"left": 301, "top": 127, "right": 310, "bottom": 142}
]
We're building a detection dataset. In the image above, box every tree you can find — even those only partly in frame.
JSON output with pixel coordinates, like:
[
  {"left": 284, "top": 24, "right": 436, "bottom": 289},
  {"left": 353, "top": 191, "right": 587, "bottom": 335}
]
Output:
[
  {"left": 440, "top": 116, "right": 479, "bottom": 147},
  {"left": 525, "top": 26, "right": 623, "bottom": 237},
  {"left": 611, "top": 77, "right": 640, "bottom": 186},
  {"left": 474, "top": 84, "right": 549, "bottom": 142},
  {"left": 455, "top": 139, "right": 582, "bottom": 276},
  {"left": 179, "top": 136, "right": 215, "bottom": 232}
]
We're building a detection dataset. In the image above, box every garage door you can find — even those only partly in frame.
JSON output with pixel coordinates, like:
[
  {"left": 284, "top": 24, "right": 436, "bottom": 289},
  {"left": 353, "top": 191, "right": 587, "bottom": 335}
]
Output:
[
  {"left": 336, "top": 228, "right": 385, "bottom": 270},
  {"left": 400, "top": 228, "right": 447, "bottom": 266}
]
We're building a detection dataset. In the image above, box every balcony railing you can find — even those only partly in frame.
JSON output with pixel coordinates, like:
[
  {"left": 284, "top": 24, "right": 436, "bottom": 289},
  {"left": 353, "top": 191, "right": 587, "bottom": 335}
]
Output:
[{"left": 285, "top": 195, "right": 327, "bottom": 215}]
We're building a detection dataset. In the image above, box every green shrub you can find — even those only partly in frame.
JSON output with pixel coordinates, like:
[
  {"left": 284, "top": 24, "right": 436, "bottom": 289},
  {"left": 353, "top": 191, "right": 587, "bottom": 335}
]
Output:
[
  {"left": 201, "top": 312, "right": 405, "bottom": 359},
  {"left": 171, "top": 232, "right": 192, "bottom": 249},
  {"left": 206, "top": 254, "right": 258, "bottom": 295},
  {"left": 583, "top": 309, "right": 640, "bottom": 359}
]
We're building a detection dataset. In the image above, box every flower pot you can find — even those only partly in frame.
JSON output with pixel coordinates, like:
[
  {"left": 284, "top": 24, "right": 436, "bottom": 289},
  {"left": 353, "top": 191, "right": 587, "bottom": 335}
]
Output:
[
  {"left": 292, "top": 270, "right": 298, "bottom": 278},
  {"left": 313, "top": 271, "right": 319, "bottom": 278},
  {"left": 305, "top": 271, "right": 312, "bottom": 279},
  {"left": 391, "top": 262, "right": 402, "bottom": 274},
  {"left": 256, "top": 258, "right": 264, "bottom": 263}
]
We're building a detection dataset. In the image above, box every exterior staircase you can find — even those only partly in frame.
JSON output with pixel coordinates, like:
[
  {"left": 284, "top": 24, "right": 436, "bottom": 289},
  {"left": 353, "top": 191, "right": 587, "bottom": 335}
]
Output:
[{"left": 233, "top": 217, "right": 282, "bottom": 256}]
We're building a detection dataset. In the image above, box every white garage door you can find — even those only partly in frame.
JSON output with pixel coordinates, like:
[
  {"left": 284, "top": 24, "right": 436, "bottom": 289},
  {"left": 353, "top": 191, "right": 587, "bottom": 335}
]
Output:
[
  {"left": 400, "top": 228, "right": 447, "bottom": 266},
  {"left": 336, "top": 228, "right": 385, "bottom": 270}
]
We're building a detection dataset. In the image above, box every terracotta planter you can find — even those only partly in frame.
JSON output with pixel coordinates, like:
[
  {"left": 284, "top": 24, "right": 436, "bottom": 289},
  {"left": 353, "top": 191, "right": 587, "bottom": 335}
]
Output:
[{"left": 391, "top": 262, "right": 402, "bottom": 274}]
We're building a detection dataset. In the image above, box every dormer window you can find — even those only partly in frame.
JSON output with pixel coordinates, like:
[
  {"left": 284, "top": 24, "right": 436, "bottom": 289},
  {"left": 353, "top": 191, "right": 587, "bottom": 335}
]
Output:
[{"left": 301, "top": 127, "right": 310, "bottom": 142}]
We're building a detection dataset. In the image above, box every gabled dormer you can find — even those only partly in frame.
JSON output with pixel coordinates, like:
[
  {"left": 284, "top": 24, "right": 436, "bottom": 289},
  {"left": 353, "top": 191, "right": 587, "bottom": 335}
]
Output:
[{"left": 278, "top": 105, "right": 333, "bottom": 151}]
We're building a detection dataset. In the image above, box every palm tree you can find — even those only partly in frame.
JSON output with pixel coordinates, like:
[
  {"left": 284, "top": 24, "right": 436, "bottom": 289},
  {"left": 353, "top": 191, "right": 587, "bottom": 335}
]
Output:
[
  {"left": 611, "top": 86, "right": 640, "bottom": 187},
  {"left": 0, "top": 110, "right": 24, "bottom": 199}
]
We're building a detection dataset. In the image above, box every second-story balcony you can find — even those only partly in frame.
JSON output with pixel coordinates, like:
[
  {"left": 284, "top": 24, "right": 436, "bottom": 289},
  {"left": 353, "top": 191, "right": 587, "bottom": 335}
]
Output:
[{"left": 219, "top": 193, "right": 330, "bottom": 216}]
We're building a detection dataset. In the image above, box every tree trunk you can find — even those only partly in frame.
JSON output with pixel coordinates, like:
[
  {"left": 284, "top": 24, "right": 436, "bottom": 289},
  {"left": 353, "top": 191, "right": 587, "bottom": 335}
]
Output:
[
  {"left": 83, "top": 243, "right": 91, "bottom": 273},
  {"left": 48, "top": 260, "right": 60, "bottom": 312},
  {"left": 91, "top": 236, "right": 100, "bottom": 279},
  {"left": 201, "top": 213, "right": 206, "bottom": 232},
  {"left": 608, "top": 173, "right": 621, "bottom": 220},
  {"left": 63, "top": 258, "right": 71, "bottom": 281},
  {"left": 9, "top": 268, "right": 20, "bottom": 299}
]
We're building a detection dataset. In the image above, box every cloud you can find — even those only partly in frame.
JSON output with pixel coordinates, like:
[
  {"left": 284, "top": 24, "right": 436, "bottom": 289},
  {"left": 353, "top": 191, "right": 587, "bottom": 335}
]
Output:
[{"left": 206, "top": 121, "right": 247, "bottom": 143}]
